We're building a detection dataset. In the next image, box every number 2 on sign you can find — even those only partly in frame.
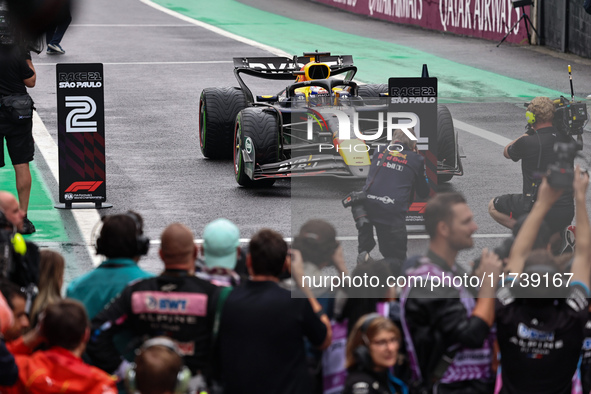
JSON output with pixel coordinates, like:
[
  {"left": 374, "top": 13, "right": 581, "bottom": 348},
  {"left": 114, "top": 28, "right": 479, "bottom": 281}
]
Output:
[{"left": 65, "top": 96, "right": 97, "bottom": 133}]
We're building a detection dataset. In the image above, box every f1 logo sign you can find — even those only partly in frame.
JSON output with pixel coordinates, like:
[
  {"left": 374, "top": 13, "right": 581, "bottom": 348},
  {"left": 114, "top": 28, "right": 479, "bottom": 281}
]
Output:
[
  {"left": 65, "top": 96, "right": 97, "bottom": 133},
  {"left": 65, "top": 181, "right": 103, "bottom": 192}
]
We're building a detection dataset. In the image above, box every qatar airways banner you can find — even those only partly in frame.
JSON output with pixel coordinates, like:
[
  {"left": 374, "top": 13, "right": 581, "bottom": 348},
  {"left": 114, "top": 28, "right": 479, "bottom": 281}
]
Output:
[{"left": 312, "top": 0, "right": 530, "bottom": 43}]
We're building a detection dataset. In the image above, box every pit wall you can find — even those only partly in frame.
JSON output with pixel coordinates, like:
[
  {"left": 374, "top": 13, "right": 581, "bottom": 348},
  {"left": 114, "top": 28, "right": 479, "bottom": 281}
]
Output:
[{"left": 311, "top": 0, "right": 591, "bottom": 58}]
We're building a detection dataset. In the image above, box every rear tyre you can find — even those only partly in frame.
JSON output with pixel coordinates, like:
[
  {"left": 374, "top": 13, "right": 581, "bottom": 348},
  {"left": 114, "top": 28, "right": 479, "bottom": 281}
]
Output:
[
  {"left": 234, "top": 107, "right": 279, "bottom": 187},
  {"left": 437, "top": 104, "right": 457, "bottom": 183},
  {"left": 199, "top": 87, "right": 247, "bottom": 159},
  {"left": 357, "top": 84, "right": 388, "bottom": 98}
]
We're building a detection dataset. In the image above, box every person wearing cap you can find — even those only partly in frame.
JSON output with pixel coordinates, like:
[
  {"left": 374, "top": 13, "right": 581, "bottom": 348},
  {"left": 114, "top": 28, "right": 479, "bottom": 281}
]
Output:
[
  {"left": 87, "top": 223, "right": 219, "bottom": 384},
  {"left": 195, "top": 218, "right": 241, "bottom": 287}
]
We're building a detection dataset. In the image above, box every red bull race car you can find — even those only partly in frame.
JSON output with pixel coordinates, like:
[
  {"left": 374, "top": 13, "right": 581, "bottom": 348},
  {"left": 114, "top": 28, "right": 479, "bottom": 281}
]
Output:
[{"left": 199, "top": 52, "right": 463, "bottom": 187}]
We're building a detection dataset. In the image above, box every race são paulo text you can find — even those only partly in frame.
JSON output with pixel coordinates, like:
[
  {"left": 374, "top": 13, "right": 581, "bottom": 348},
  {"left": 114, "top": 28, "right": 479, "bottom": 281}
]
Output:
[
  {"left": 59, "top": 81, "right": 102, "bottom": 88},
  {"left": 302, "top": 272, "right": 574, "bottom": 293}
]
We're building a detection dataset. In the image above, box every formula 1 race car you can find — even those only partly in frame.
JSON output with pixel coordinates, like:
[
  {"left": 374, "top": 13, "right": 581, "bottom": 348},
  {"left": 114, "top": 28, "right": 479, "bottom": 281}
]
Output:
[{"left": 199, "top": 52, "right": 463, "bottom": 187}]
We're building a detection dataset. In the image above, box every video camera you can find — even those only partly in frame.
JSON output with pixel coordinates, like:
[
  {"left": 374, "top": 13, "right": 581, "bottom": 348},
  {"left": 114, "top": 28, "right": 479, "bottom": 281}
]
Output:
[{"left": 553, "top": 96, "right": 588, "bottom": 137}]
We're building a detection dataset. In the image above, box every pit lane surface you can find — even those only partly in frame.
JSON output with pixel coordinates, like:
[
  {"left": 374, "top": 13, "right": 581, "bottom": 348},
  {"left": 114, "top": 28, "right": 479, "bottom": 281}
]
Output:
[{"left": 28, "top": 0, "right": 591, "bottom": 279}]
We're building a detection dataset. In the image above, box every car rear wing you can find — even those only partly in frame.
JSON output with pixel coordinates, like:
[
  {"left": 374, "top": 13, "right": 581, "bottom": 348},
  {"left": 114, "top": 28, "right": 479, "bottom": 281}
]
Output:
[{"left": 233, "top": 53, "right": 357, "bottom": 103}]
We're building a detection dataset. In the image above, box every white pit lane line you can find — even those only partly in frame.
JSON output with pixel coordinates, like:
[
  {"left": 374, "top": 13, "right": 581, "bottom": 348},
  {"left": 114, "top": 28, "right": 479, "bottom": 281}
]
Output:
[
  {"left": 139, "top": 0, "right": 291, "bottom": 58},
  {"left": 453, "top": 120, "right": 513, "bottom": 147},
  {"left": 32, "top": 111, "right": 103, "bottom": 267}
]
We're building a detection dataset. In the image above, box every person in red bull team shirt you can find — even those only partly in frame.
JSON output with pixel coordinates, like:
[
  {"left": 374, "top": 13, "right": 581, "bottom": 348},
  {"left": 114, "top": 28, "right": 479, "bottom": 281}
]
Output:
[{"left": 354, "top": 128, "right": 429, "bottom": 270}]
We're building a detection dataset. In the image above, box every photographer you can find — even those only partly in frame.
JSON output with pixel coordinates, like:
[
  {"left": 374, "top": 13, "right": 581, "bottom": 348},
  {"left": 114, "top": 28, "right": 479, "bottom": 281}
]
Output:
[
  {"left": 288, "top": 219, "right": 348, "bottom": 298},
  {"left": 0, "top": 3, "right": 36, "bottom": 234},
  {"left": 351, "top": 128, "right": 429, "bottom": 268},
  {"left": 495, "top": 167, "right": 590, "bottom": 394},
  {"left": 489, "top": 96, "right": 574, "bottom": 235},
  {"left": 216, "top": 228, "right": 331, "bottom": 394}
]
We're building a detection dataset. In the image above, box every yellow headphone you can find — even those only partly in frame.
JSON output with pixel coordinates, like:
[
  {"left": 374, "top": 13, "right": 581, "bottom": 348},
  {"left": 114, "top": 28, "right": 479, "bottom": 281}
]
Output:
[
  {"left": 0, "top": 209, "right": 26, "bottom": 256},
  {"left": 525, "top": 110, "right": 536, "bottom": 124}
]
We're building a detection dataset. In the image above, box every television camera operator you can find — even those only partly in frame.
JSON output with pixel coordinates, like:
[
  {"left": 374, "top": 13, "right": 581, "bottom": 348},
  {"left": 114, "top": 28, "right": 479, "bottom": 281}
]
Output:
[
  {"left": 495, "top": 167, "right": 590, "bottom": 394},
  {"left": 489, "top": 96, "right": 575, "bottom": 236},
  {"left": 0, "top": 191, "right": 39, "bottom": 310}
]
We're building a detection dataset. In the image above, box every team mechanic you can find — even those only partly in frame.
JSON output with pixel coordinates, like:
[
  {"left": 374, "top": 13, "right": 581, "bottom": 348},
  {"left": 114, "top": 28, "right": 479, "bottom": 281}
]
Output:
[
  {"left": 0, "top": 14, "right": 36, "bottom": 234},
  {"left": 489, "top": 96, "right": 574, "bottom": 234},
  {"left": 86, "top": 223, "right": 219, "bottom": 385}
]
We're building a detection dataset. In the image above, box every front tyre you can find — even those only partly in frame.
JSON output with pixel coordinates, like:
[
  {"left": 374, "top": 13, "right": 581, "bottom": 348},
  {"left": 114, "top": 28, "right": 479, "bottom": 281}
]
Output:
[
  {"left": 199, "top": 87, "right": 247, "bottom": 159},
  {"left": 234, "top": 107, "right": 279, "bottom": 187}
]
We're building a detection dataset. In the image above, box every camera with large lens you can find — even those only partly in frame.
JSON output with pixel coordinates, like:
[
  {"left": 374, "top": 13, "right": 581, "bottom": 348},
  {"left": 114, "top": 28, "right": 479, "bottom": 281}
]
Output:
[
  {"left": 342, "top": 191, "right": 371, "bottom": 230},
  {"left": 546, "top": 141, "right": 581, "bottom": 190},
  {"left": 553, "top": 97, "right": 588, "bottom": 137},
  {"left": 473, "top": 236, "right": 515, "bottom": 272},
  {"left": 342, "top": 191, "right": 367, "bottom": 208}
]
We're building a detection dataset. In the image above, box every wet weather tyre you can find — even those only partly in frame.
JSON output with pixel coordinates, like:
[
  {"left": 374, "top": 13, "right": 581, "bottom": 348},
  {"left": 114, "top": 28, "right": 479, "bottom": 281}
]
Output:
[
  {"left": 437, "top": 104, "right": 457, "bottom": 183},
  {"left": 234, "top": 107, "right": 279, "bottom": 187},
  {"left": 199, "top": 87, "right": 247, "bottom": 159},
  {"left": 357, "top": 84, "right": 388, "bottom": 98}
]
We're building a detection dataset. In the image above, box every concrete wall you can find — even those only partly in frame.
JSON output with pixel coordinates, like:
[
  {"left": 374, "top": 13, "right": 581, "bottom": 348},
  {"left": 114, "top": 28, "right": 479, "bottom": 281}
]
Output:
[{"left": 567, "top": 0, "right": 591, "bottom": 57}]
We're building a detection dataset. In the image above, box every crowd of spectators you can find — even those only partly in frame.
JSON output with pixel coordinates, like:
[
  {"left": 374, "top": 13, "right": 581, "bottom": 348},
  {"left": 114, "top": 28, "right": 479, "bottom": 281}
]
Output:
[{"left": 0, "top": 164, "right": 590, "bottom": 393}]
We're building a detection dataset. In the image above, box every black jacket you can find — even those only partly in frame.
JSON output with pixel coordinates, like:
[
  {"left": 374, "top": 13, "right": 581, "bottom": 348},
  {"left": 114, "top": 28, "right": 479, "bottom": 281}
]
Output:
[
  {"left": 87, "top": 271, "right": 219, "bottom": 375},
  {"left": 506, "top": 126, "right": 573, "bottom": 209},
  {"left": 403, "top": 251, "right": 492, "bottom": 393},
  {"left": 363, "top": 144, "right": 429, "bottom": 225}
]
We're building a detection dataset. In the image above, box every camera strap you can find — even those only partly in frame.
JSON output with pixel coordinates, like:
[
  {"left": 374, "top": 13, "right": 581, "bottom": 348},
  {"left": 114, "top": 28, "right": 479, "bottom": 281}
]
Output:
[{"left": 430, "top": 347, "right": 459, "bottom": 385}]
